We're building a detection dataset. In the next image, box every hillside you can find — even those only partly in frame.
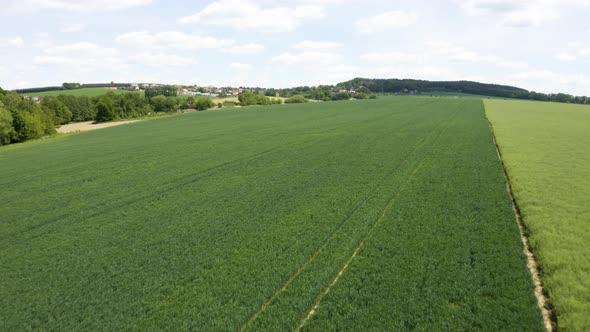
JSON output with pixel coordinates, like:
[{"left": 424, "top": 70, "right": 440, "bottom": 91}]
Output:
[{"left": 336, "top": 78, "right": 589, "bottom": 103}]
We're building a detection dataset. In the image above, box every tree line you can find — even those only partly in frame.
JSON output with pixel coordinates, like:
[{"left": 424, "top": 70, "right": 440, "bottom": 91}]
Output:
[
  {"left": 0, "top": 86, "right": 214, "bottom": 146},
  {"left": 336, "top": 78, "right": 590, "bottom": 104},
  {"left": 14, "top": 82, "right": 134, "bottom": 94}
]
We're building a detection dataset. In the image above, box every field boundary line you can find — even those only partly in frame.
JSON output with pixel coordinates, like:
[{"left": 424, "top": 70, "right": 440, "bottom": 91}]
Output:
[{"left": 483, "top": 103, "right": 555, "bottom": 332}]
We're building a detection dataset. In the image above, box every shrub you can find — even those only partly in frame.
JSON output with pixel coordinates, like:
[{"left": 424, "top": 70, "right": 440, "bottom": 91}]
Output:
[
  {"left": 238, "top": 92, "right": 272, "bottom": 106},
  {"left": 285, "top": 95, "right": 307, "bottom": 104},
  {"left": 195, "top": 98, "right": 215, "bottom": 111},
  {"left": 150, "top": 95, "right": 176, "bottom": 113}
]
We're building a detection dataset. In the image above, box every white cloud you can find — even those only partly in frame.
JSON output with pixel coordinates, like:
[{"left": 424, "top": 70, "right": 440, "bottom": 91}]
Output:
[
  {"left": 0, "top": 36, "right": 24, "bottom": 48},
  {"left": 272, "top": 51, "right": 340, "bottom": 67},
  {"left": 294, "top": 40, "right": 341, "bottom": 51},
  {"left": 31, "top": 33, "right": 51, "bottom": 49},
  {"left": 33, "top": 42, "right": 122, "bottom": 67},
  {"left": 557, "top": 52, "right": 577, "bottom": 61},
  {"left": 359, "top": 64, "right": 461, "bottom": 82},
  {"left": 178, "top": 0, "right": 329, "bottom": 32},
  {"left": 458, "top": 0, "right": 590, "bottom": 27},
  {"left": 355, "top": 11, "right": 417, "bottom": 33},
  {"left": 224, "top": 43, "right": 265, "bottom": 54},
  {"left": 61, "top": 22, "right": 85, "bottom": 33},
  {"left": 556, "top": 47, "right": 590, "bottom": 61},
  {"left": 229, "top": 62, "right": 253, "bottom": 71},
  {"left": 425, "top": 40, "right": 528, "bottom": 69},
  {"left": 116, "top": 31, "right": 234, "bottom": 50},
  {"left": 360, "top": 51, "right": 423, "bottom": 65},
  {"left": 502, "top": 69, "right": 590, "bottom": 94},
  {"left": 2, "top": 0, "right": 153, "bottom": 14},
  {"left": 132, "top": 53, "right": 194, "bottom": 67}
]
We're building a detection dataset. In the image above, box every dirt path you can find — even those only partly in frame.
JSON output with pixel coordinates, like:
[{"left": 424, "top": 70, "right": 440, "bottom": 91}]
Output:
[{"left": 57, "top": 120, "right": 140, "bottom": 134}]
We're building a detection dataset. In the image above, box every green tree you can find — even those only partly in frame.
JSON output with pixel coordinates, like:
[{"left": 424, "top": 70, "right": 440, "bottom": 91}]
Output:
[
  {"left": 62, "top": 82, "right": 81, "bottom": 90},
  {"left": 0, "top": 108, "right": 15, "bottom": 145},
  {"left": 10, "top": 109, "right": 44, "bottom": 142},
  {"left": 41, "top": 96, "right": 72, "bottom": 125},
  {"left": 94, "top": 97, "right": 115, "bottom": 122}
]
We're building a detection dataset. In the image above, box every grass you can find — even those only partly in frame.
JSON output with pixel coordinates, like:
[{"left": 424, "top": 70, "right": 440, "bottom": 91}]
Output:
[
  {"left": 486, "top": 99, "right": 590, "bottom": 332},
  {"left": 20, "top": 87, "right": 143, "bottom": 97},
  {"left": 0, "top": 96, "right": 542, "bottom": 330}
]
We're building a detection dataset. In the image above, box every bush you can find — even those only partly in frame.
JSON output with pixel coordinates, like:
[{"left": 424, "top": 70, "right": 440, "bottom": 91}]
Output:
[
  {"left": 238, "top": 92, "right": 272, "bottom": 106},
  {"left": 150, "top": 95, "right": 177, "bottom": 113},
  {"left": 195, "top": 97, "right": 215, "bottom": 111},
  {"left": 285, "top": 95, "right": 307, "bottom": 104},
  {"left": 331, "top": 92, "right": 352, "bottom": 101}
]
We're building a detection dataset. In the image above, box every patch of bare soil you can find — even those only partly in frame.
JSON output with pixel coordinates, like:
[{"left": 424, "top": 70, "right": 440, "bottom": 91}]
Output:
[{"left": 57, "top": 120, "right": 140, "bottom": 133}]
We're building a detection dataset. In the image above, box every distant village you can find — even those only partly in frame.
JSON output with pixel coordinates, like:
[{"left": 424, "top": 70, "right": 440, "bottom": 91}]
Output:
[{"left": 127, "top": 83, "right": 246, "bottom": 98}]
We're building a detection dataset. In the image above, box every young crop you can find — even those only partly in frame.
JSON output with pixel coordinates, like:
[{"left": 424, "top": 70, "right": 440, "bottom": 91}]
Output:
[
  {"left": 0, "top": 97, "right": 543, "bottom": 330},
  {"left": 486, "top": 99, "right": 590, "bottom": 331}
]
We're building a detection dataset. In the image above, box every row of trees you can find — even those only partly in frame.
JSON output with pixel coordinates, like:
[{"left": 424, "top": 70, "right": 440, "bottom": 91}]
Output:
[
  {"left": 0, "top": 86, "right": 215, "bottom": 146},
  {"left": 14, "top": 82, "right": 133, "bottom": 94},
  {"left": 336, "top": 78, "right": 590, "bottom": 104},
  {"left": 1, "top": 88, "right": 62, "bottom": 145},
  {"left": 144, "top": 86, "right": 178, "bottom": 99}
]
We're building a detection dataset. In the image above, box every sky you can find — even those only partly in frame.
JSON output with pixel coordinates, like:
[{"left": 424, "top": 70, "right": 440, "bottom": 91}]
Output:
[{"left": 1, "top": 0, "right": 590, "bottom": 95}]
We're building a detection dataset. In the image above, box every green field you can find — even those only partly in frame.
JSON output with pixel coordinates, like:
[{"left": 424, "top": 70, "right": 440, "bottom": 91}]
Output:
[
  {"left": 486, "top": 99, "right": 590, "bottom": 331},
  {"left": 20, "top": 87, "right": 143, "bottom": 97},
  {"left": 1, "top": 97, "right": 543, "bottom": 330}
]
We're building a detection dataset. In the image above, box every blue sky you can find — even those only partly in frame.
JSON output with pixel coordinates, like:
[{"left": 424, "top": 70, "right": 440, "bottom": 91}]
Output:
[{"left": 1, "top": 0, "right": 589, "bottom": 95}]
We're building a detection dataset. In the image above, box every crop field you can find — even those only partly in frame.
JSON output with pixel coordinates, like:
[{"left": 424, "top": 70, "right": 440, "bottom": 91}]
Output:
[
  {"left": 486, "top": 99, "right": 590, "bottom": 331},
  {"left": 20, "top": 87, "right": 143, "bottom": 97},
  {"left": 1, "top": 97, "right": 543, "bottom": 330}
]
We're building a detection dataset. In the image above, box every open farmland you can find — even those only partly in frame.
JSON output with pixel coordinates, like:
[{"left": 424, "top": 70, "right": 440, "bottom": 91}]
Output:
[
  {"left": 20, "top": 87, "right": 143, "bottom": 97},
  {"left": 0, "top": 97, "right": 543, "bottom": 330},
  {"left": 486, "top": 99, "right": 590, "bottom": 331}
]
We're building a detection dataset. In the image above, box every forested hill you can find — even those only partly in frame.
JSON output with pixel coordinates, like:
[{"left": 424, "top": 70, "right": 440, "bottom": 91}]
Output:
[{"left": 336, "top": 78, "right": 589, "bottom": 104}]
